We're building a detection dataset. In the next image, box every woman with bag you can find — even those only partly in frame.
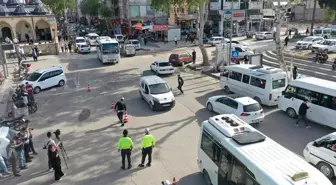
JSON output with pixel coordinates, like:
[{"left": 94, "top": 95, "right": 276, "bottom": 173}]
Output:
[{"left": 49, "top": 145, "right": 65, "bottom": 181}]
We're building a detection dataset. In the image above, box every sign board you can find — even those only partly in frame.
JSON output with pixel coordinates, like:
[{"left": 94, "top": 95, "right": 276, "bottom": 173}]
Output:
[
  {"left": 210, "top": 2, "right": 219, "bottom": 10},
  {"left": 249, "top": 54, "right": 263, "bottom": 66},
  {"left": 232, "top": 10, "right": 246, "bottom": 21},
  {"left": 224, "top": 10, "right": 232, "bottom": 21},
  {"left": 231, "top": 50, "right": 239, "bottom": 58}
]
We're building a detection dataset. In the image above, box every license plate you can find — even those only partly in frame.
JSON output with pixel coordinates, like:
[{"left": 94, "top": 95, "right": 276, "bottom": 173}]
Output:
[{"left": 162, "top": 104, "right": 170, "bottom": 107}]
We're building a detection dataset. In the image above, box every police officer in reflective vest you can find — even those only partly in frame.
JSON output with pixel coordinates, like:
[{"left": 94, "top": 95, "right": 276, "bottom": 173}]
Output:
[
  {"left": 117, "top": 129, "right": 134, "bottom": 170},
  {"left": 138, "top": 128, "right": 156, "bottom": 167}
]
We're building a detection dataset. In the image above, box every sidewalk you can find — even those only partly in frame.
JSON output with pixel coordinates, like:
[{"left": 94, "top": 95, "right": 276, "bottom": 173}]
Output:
[{"left": 0, "top": 63, "right": 17, "bottom": 117}]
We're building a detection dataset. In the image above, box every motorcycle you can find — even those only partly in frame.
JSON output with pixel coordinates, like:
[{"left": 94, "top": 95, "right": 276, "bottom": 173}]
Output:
[
  {"left": 313, "top": 53, "right": 328, "bottom": 64},
  {"left": 0, "top": 115, "right": 29, "bottom": 131},
  {"left": 12, "top": 86, "right": 25, "bottom": 101}
]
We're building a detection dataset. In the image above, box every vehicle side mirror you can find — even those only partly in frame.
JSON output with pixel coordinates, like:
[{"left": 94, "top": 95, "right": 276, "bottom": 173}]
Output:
[{"left": 143, "top": 90, "right": 149, "bottom": 94}]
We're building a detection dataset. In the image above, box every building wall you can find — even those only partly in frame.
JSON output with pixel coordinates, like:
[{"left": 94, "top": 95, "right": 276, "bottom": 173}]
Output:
[{"left": 293, "top": 4, "right": 324, "bottom": 21}]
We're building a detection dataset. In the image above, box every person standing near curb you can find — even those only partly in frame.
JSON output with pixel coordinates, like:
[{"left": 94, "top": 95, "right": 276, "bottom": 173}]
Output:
[
  {"left": 138, "top": 128, "right": 156, "bottom": 167},
  {"left": 284, "top": 36, "right": 289, "bottom": 47},
  {"left": 117, "top": 129, "right": 134, "bottom": 170},
  {"left": 296, "top": 99, "right": 311, "bottom": 128},
  {"left": 192, "top": 50, "right": 196, "bottom": 64}
]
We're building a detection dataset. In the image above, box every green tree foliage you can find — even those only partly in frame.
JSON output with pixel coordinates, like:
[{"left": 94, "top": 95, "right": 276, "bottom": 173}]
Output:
[
  {"left": 99, "top": 6, "right": 113, "bottom": 19},
  {"left": 42, "top": 0, "right": 75, "bottom": 16},
  {"left": 80, "top": 0, "right": 101, "bottom": 17},
  {"left": 318, "top": 0, "right": 336, "bottom": 9}
]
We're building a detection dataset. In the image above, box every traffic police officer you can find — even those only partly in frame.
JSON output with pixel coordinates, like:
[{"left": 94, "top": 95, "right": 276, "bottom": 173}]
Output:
[
  {"left": 138, "top": 128, "right": 156, "bottom": 167},
  {"left": 117, "top": 129, "right": 134, "bottom": 169}
]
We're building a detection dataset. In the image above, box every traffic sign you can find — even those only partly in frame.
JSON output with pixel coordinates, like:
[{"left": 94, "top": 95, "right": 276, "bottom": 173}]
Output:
[
  {"left": 232, "top": 50, "right": 239, "bottom": 58},
  {"left": 224, "top": 10, "right": 232, "bottom": 21}
]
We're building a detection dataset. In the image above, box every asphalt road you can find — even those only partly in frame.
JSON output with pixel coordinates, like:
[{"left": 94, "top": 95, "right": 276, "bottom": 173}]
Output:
[{"left": 1, "top": 45, "right": 335, "bottom": 185}]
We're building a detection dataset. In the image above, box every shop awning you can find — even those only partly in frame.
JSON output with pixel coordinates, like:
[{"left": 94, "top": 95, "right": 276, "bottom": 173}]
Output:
[
  {"left": 134, "top": 23, "right": 142, "bottom": 30},
  {"left": 151, "top": 25, "right": 168, "bottom": 31}
]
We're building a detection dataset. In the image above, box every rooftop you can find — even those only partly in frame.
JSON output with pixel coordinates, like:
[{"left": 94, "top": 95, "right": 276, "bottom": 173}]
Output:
[{"left": 0, "top": 1, "right": 52, "bottom": 16}]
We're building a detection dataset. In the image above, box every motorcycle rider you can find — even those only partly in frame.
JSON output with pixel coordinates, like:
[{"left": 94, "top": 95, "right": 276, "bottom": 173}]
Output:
[{"left": 115, "top": 97, "right": 127, "bottom": 126}]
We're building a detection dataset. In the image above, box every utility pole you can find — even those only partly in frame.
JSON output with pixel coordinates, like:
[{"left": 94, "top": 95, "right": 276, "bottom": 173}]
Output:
[
  {"left": 228, "top": 0, "right": 234, "bottom": 65},
  {"left": 310, "top": 0, "right": 317, "bottom": 36}
]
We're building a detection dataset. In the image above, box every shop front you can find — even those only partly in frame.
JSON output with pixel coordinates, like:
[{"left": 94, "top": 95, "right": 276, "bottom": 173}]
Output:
[
  {"left": 111, "top": 19, "right": 129, "bottom": 35},
  {"left": 149, "top": 25, "right": 168, "bottom": 41},
  {"left": 221, "top": 10, "right": 246, "bottom": 37}
]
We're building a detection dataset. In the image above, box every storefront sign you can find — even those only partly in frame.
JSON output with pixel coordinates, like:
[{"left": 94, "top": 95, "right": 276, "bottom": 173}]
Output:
[
  {"left": 223, "top": 10, "right": 232, "bottom": 21},
  {"left": 223, "top": 10, "right": 246, "bottom": 21},
  {"left": 152, "top": 25, "right": 168, "bottom": 31},
  {"left": 210, "top": 2, "right": 219, "bottom": 10},
  {"left": 250, "top": 15, "right": 263, "bottom": 20}
]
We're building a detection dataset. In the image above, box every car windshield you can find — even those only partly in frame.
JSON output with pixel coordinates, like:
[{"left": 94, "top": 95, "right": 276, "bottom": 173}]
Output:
[
  {"left": 243, "top": 103, "right": 261, "bottom": 112},
  {"left": 209, "top": 38, "right": 215, "bottom": 41},
  {"left": 314, "top": 29, "right": 322, "bottom": 34},
  {"left": 88, "top": 36, "right": 98, "bottom": 40},
  {"left": 131, "top": 40, "right": 139, "bottom": 44},
  {"left": 149, "top": 83, "right": 170, "bottom": 95},
  {"left": 159, "top": 62, "right": 171, "bottom": 67},
  {"left": 302, "top": 37, "right": 314, "bottom": 42},
  {"left": 27, "top": 72, "right": 42, "bottom": 81},
  {"left": 81, "top": 45, "right": 89, "bottom": 48},
  {"left": 116, "top": 36, "right": 123, "bottom": 40},
  {"left": 272, "top": 79, "right": 286, "bottom": 89},
  {"left": 76, "top": 39, "right": 85, "bottom": 43},
  {"left": 102, "top": 43, "right": 119, "bottom": 54}
]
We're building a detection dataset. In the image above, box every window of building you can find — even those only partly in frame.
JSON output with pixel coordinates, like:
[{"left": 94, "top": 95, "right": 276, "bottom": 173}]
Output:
[{"left": 130, "top": 6, "right": 140, "bottom": 18}]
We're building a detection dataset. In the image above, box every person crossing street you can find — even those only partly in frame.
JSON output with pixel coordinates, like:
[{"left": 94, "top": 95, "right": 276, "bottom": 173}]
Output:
[
  {"left": 115, "top": 97, "right": 127, "bottom": 126},
  {"left": 138, "top": 128, "right": 156, "bottom": 167},
  {"left": 177, "top": 74, "right": 184, "bottom": 94},
  {"left": 296, "top": 99, "right": 311, "bottom": 128},
  {"left": 117, "top": 129, "right": 134, "bottom": 170}
]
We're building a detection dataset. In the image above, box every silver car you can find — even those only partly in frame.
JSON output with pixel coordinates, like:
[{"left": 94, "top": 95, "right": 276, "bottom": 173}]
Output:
[{"left": 255, "top": 32, "right": 274, "bottom": 40}]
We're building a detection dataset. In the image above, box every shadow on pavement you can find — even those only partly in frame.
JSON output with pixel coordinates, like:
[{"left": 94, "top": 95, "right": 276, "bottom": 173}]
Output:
[{"left": 178, "top": 172, "right": 205, "bottom": 185}]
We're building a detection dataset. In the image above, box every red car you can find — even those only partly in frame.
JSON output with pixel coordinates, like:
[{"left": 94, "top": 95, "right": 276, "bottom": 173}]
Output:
[{"left": 168, "top": 53, "right": 192, "bottom": 66}]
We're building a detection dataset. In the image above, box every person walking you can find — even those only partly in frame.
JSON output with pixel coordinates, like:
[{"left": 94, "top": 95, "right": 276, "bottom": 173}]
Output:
[
  {"left": 192, "top": 50, "right": 196, "bottom": 64},
  {"left": 177, "top": 74, "right": 184, "bottom": 94},
  {"left": 138, "top": 128, "right": 156, "bottom": 167},
  {"left": 288, "top": 29, "right": 292, "bottom": 38},
  {"left": 306, "top": 27, "right": 309, "bottom": 36},
  {"left": 117, "top": 129, "right": 134, "bottom": 170},
  {"left": 174, "top": 36, "right": 177, "bottom": 46},
  {"left": 27, "top": 128, "right": 37, "bottom": 155},
  {"left": 18, "top": 128, "right": 32, "bottom": 163},
  {"left": 25, "top": 82, "right": 34, "bottom": 103},
  {"left": 20, "top": 47, "right": 26, "bottom": 60},
  {"left": 8, "top": 139, "right": 21, "bottom": 177},
  {"left": 44, "top": 132, "right": 56, "bottom": 171},
  {"left": 32, "top": 48, "right": 37, "bottom": 61},
  {"left": 115, "top": 97, "right": 127, "bottom": 126},
  {"left": 68, "top": 42, "right": 72, "bottom": 53},
  {"left": 293, "top": 66, "right": 297, "bottom": 80},
  {"left": 296, "top": 100, "right": 311, "bottom": 128},
  {"left": 284, "top": 36, "right": 289, "bottom": 47},
  {"left": 49, "top": 145, "right": 65, "bottom": 181}
]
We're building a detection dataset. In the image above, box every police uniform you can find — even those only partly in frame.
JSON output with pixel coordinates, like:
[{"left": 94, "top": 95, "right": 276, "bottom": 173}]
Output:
[
  {"left": 117, "top": 135, "right": 134, "bottom": 169},
  {"left": 139, "top": 131, "right": 156, "bottom": 167}
]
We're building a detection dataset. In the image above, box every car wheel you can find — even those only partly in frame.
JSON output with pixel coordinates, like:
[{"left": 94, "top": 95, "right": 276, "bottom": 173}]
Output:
[
  {"left": 253, "top": 97, "right": 262, "bottom": 105},
  {"left": 224, "top": 86, "right": 231, "bottom": 93},
  {"left": 33, "top": 87, "right": 41, "bottom": 94},
  {"left": 149, "top": 102, "right": 154, "bottom": 110},
  {"left": 202, "top": 170, "right": 212, "bottom": 185},
  {"left": 207, "top": 103, "right": 213, "bottom": 112},
  {"left": 28, "top": 103, "right": 38, "bottom": 114},
  {"left": 318, "top": 162, "right": 334, "bottom": 179},
  {"left": 58, "top": 80, "right": 65, "bottom": 87},
  {"left": 286, "top": 108, "right": 297, "bottom": 118}
]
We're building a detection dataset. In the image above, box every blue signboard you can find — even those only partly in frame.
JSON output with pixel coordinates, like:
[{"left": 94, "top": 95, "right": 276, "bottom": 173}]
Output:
[
  {"left": 224, "top": 10, "right": 232, "bottom": 21},
  {"left": 232, "top": 50, "right": 239, "bottom": 58}
]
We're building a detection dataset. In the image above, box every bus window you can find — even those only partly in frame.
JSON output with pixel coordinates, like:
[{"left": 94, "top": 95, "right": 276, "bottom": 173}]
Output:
[
  {"left": 201, "top": 132, "right": 221, "bottom": 165},
  {"left": 229, "top": 71, "right": 242, "bottom": 81},
  {"left": 272, "top": 79, "right": 286, "bottom": 89},
  {"left": 319, "top": 94, "right": 336, "bottom": 110},
  {"left": 284, "top": 85, "right": 296, "bottom": 98},
  {"left": 230, "top": 158, "right": 245, "bottom": 184},
  {"left": 242, "top": 75, "right": 250, "bottom": 84},
  {"left": 296, "top": 88, "right": 320, "bottom": 104},
  {"left": 218, "top": 148, "right": 233, "bottom": 184},
  {"left": 250, "top": 77, "right": 266, "bottom": 89}
]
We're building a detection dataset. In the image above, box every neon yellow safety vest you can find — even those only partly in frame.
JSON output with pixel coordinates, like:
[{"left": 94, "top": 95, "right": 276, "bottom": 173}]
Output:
[
  {"left": 117, "top": 137, "right": 134, "bottom": 149},
  {"left": 141, "top": 134, "right": 156, "bottom": 148}
]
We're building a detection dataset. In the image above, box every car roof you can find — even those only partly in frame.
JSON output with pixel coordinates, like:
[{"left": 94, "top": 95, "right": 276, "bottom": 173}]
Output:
[
  {"left": 140, "top": 75, "right": 166, "bottom": 85},
  {"left": 86, "top": 33, "right": 99, "bottom": 36},
  {"left": 76, "top": 37, "right": 85, "bottom": 40},
  {"left": 234, "top": 97, "right": 258, "bottom": 105},
  {"left": 129, "top": 39, "right": 139, "bottom": 41},
  {"left": 35, "top": 66, "right": 64, "bottom": 74}
]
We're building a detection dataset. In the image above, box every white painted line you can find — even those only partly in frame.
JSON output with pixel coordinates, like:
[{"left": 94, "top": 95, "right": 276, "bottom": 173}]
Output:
[{"left": 268, "top": 51, "right": 332, "bottom": 67}]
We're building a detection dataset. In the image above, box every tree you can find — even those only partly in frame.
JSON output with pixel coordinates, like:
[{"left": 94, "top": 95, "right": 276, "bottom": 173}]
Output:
[
  {"left": 318, "top": 0, "right": 336, "bottom": 9},
  {"left": 99, "top": 6, "right": 113, "bottom": 34},
  {"left": 80, "top": 0, "right": 101, "bottom": 17},
  {"left": 151, "top": 0, "right": 211, "bottom": 66},
  {"left": 42, "top": 0, "right": 75, "bottom": 17}
]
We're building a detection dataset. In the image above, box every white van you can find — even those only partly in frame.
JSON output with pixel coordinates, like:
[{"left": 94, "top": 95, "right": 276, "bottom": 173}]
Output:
[
  {"left": 139, "top": 75, "right": 175, "bottom": 110},
  {"left": 313, "top": 28, "right": 332, "bottom": 39},
  {"left": 0, "top": 127, "right": 16, "bottom": 159},
  {"left": 197, "top": 114, "right": 333, "bottom": 185},
  {"left": 220, "top": 65, "right": 287, "bottom": 106},
  {"left": 127, "top": 39, "right": 140, "bottom": 50},
  {"left": 278, "top": 77, "right": 336, "bottom": 129},
  {"left": 85, "top": 33, "right": 99, "bottom": 46}
]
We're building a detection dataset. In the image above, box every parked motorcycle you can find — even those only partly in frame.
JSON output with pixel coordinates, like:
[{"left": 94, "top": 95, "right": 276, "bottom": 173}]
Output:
[
  {"left": 14, "top": 100, "right": 37, "bottom": 114},
  {"left": 12, "top": 85, "right": 25, "bottom": 101},
  {"left": 332, "top": 60, "right": 336, "bottom": 70},
  {"left": 313, "top": 52, "right": 328, "bottom": 64},
  {"left": 0, "top": 115, "right": 29, "bottom": 131}
]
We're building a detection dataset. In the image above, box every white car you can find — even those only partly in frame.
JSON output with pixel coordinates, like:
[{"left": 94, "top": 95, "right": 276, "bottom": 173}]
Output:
[
  {"left": 208, "top": 36, "right": 229, "bottom": 46},
  {"left": 77, "top": 43, "right": 91, "bottom": 53},
  {"left": 206, "top": 95, "right": 264, "bottom": 124},
  {"left": 139, "top": 75, "right": 175, "bottom": 110},
  {"left": 231, "top": 46, "right": 254, "bottom": 58},
  {"left": 311, "top": 39, "right": 336, "bottom": 53},
  {"left": 303, "top": 132, "right": 336, "bottom": 179},
  {"left": 75, "top": 37, "right": 86, "bottom": 51},
  {"left": 150, "top": 61, "right": 174, "bottom": 75},
  {"left": 255, "top": 32, "right": 274, "bottom": 40},
  {"left": 22, "top": 66, "right": 67, "bottom": 94},
  {"left": 85, "top": 33, "right": 99, "bottom": 46},
  {"left": 295, "top": 36, "right": 324, "bottom": 50},
  {"left": 96, "top": 36, "right": 112, "bottom": 43},
  {"left": 227, "top": 40, "right": 248, "bottom": 48},
  {"left": 127, "top": 39, "right": 140, "bottom": 50}
]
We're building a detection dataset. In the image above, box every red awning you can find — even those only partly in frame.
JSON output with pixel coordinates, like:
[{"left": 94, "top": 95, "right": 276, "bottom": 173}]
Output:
[
  {"left": 135, "top": 23, "right": 142, "bottom": 30},
  {"left": 152, "top": 25, "right": 168, "bottom": 31}
]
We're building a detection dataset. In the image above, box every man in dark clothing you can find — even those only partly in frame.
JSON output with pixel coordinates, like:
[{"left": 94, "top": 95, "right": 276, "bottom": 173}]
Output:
[
  {"left": 296, "top": 100, "right": 311, "bottom": 128},
  {"left": 177, "top": 74, "right": 184, "bottom": 94},
  {"left": 192, "top": 50, "right": 196, "bottom": 64},
  {"left": 288, "top": 29, "right": 292, "bottom": 38},
  {"left": 284, "top": 36, "right": 289, "bottom": 46},
  {"left": 293, "top": 66, "right": 298, "bottom": 80},
  {"left": 115, "top": 97, "right": 127, "bottom": 126},
  {"left": 68, "top": 42, "right": 72, "bottom": 53}
]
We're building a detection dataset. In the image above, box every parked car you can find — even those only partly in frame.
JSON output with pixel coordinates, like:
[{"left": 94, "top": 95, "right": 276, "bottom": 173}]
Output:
[
  {"left": 168, "top": 53, "right": 193, "bottom": 66},
  {"left": 230, "top": 46, "right": 254, "bottom": 58},
  {"left": 311, "top": 39, "right": 336, "bottom": 53},
  {"left": 77, "top": 43, "right": 91, "bottom": 54},
  {"left": 295, "top": 36, "right": 324, "bottom": 50},
  {"left": 75, "top": 37, "right": 86, "bottom": 52},
  {"left": 303, "top": 132, "right": 336, "bottom": 179},
  {"left": 150, "top": 61, "right": 174, "bottom": 75},
  {"left": 255, "top": 32, "right": 274, "bottom": 40},
  {"left": 206, "top": 95, "right": 264, "bottom": 124},
  {"left": 21, "top": 66, "right": 67, "bottom": 94},
  {"left": 208, "top": 36, "right": 229, "bottom": 46},
  {"left": 227, "top": 40, "right": 248, "bottom": 47},
  {"left": 85, "top": 33, "right": 99, "bottom": 46}
]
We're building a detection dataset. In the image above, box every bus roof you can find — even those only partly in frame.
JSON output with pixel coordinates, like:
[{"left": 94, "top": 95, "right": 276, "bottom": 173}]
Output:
[
  {"left": 290, "top": 77, "right": 336, "bottom": 96},
  {"left": 202, "top": 114, "right": 332, "bottom": 185},
  {"left": 98, "top": 38, "right": 119, "bottom": 44},
  {"left": 225, "top": 65, "right": 286, "bottom": 79}
]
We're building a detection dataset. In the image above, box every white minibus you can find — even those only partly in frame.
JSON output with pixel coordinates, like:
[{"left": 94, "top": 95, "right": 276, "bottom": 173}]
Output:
[
  {"left": 313, "top": 28, "right": 331, "bottom": 39},
  {"left": 197, "top": 114, "right": 333, "bottom": 185},
  {"left": 96, "top": 38, "right": 120, "bottom": 64},
  {"left": 278, "top": 77, "right": 336, "bottom": 129},
  {"left": 220, "top": 65, "right": 287, "bottom": 106}
]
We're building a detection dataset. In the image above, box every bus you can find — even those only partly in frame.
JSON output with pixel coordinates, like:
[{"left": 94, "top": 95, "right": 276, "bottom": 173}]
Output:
[
  {"left": 197, "top": 114, "right": 333, "bottom": 185},
  {"left": 96, "top": 38, "right": 120, "bottom": 64},
  {"left": 278, "top": 77, "right": 336, "bottom": 129},
  {"left": 313, "top": 28, "right": 331, "bottom": 39},
  {"left": 220, "top": 65, "right": 287, "bottom": 106}
]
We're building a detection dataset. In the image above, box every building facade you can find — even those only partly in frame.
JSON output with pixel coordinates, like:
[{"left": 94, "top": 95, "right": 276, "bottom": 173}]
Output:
[{"left": 0, "top": 0, "right": 57, "bottom": 43}]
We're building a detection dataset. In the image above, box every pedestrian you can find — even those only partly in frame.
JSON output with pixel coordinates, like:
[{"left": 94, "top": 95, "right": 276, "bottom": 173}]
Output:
[
  {"left": 61, "top": 45, "right": 64, "bottom": 53},
  {"left": 192, "top": 49, "right": 196, "bottom": 64},
  {"left": 0, "top": 153, "right": 11, "bottom": 177},
  {"left": 177, "top": 74, "right": 184, "bottom": 94},
  {"left": 68, "top": 42, "right": 72, "bottom": 53},
  {"left": 49, "top": 145, "right": 65, "bottom": 181},
  {"left": 296, "top": 99, "right": 311, "bottom": 128},
  {"left": 293, "top": 66, "right": 297, "bottom": 80},
  {"left": 27, "top": 128, "right": 38, "bottom": 155},
  {"left": 185, "top": 35, "right": 188, "bottom": 43},
  {"left": 288, "top": 29, "right": 292, "bottom": 38},
  {"left": 115, "top": 97, "right": 127, "bottom": 126},
  {"left": 32, "top": 48, "right": 37, "bottom": 61},
  {"left": 25, "top": 33, "right": 29, "bottom": 43},
  {"left": 117, "top": 129, "right": 134, "bottom": 170},
  {"left": 20, "top": 47, "right": 26, "bottom": 60},
  {"left": 138, "top": 128, "right": 156, "bottom": 167},
  {"left": 14, "top": 136, "right": 27, "bottom": 170},
  {"left": 284, "top": 36, "right": 289, "bottom": 47},
  {"left": 25, "top": 82, "right": 34, "bottom": 103},
  {"left": 174, "top": 36, "right": 177, "bottom": 46},
  {"left": 34, "top": 46, "right": 39, "bottom": 57},
  {"left": 144, "top": 37, "right": 147, "bottom": 45},
  {"left": 17, "top": 128, "right": 32, "bottom": 163},
  {"left": 64, "top": 43, "right": 68, "bottom": 52},
  {"left": 8, "top": 139, "right": 21, "bottom": 176},
  {"left": 44, "top": 132, "right": 56, "bottom": 171},
  {"left": 306, "top": 27, "right": 309, "bottom": 36}
]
